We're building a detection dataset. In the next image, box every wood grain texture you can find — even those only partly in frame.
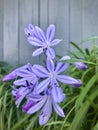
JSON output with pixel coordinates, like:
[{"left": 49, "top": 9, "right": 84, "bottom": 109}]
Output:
[
  {"left": 0, "top": 0, "right": 3, "bottom": 60},
  {"left": 3, "top": 0, "right": 18, "bottom": 65},
  {"left": 19, "top": 0, "right": 39, "bottom": 65},
  {"left": 39, "top": 0, "right": 49, "bottom": 64},
  {"left": 49, "top": 0, "right": 70, "bottom": 56},
  {"left": 40, "top": 0, "right": 48, "bottom": 28},
  {"left": 0, "top": 0, "right": 98, "bottom": 65},
  {"left": 70, "top": 0, "right": 82, "bottom": 51},
  {"left": 83, "top": 0, "right": 98, "bottom": 50}
]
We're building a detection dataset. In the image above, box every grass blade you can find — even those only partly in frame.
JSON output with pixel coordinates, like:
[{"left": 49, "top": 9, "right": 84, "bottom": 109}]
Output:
[
  {"left": 70, "top": 41, "right": 84, "bottom": 54},
  {"left": 75, "top": 72, "right": 98, "bottom": 110},
  {"left": 93, "top": 122, "right": 98, "bottom": 130},
  {"left": 69, "top": 87, "right": 98, "bottom": 130}
]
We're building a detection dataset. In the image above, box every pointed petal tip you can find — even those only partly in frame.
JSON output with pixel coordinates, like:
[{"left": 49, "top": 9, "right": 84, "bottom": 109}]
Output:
[
  {"left": 32, "top": 48, "right": 43, "bottom": 56},
  {"left": 62, "top": 113, "right": 65, "bottom": 118},
  {"left": 2, "top": 76, "right": 7, "bottom": 82},
  {"left": 39, "top": 120, "right": 47, "bottom": 126},
  {"left": 72, "top": 79, "right": 82, "bottom": 87},
  {"left": 74, "top": 62, "right": 88, "bottom": 70},
  {"left": 34, "top": 78, "right": 50, "bottom": 94},
  {"left": 46, "top": 48, "right": 55, "bottom": 59},
  {"left": 60, "top": 55, "right": 71, "bottom": 61},
  {"left": 2, "top": 74, "right": 16, "bottom": 82},
  {"left": 39, "top": 118, "right": 50, "bottom": 125}
]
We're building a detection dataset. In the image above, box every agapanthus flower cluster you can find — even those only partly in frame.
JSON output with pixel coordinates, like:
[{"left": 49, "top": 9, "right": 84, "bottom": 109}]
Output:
[{"left": 2, "top": 24, "right": 84, "bottom": 125}]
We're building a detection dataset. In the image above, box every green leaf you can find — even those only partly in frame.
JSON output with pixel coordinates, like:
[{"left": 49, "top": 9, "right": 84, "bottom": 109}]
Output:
[
  {"left": 61, "top": 106, "right": 75, "bottom": 130},
  {"left": 69, "top": 87, "right": 98, "bottom": 130},
  {"left": 44, "top": 121, "right": 64, "bottom": 126},
  {"left": 62, "top": 59, "right": 96, "bottom": 65},
  {"left": 79, "top": 36, "right": 98, "bottom": 45},
  {"left": 75, "top": 72, "right": 98, "bottom": 110},
  {"left": 12, "top": 114, "right": 30, "bottom": 130},
  {"left": 26, "top": 113, "right": 38, "bottom": 130},
  {"left": 70, "top": 42, "right": 84, "bottom": 54},
  {"left": 85, "top": 48, "right": 90, "bottom": 55},
  {"left": 93, "top": 122, "right": 98, "bottom": 130},
  {"left": 8, "top": 108, "right": 13, "bottom": 130},
  {"left": 0, "top": 110, "right": 4, "bottom": 130}
]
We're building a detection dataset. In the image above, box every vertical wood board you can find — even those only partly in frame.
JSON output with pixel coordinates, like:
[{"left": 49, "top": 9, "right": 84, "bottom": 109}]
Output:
[
  {"left": 3, "top": 0, "right": 18, "bottom": 65},
  {"left": 83, "top": 0, "right": 98, "bottom": 50},
  {"left": 19, "top": 0, "right": 39, "bottom": 65},
  {"left": 49, "top": 0, "right": 70, "bottom": 57},
  {"left": 0, "top": 0, "right": 3, "bottom": 60},
  {"left": 70, "top": 0, "right": 82, "bottom": 51}
]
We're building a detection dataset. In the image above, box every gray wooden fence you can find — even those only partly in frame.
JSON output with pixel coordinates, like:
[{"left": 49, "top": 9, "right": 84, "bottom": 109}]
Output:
[{"left": 0, "top": 0, "right": 98, "bottom": 66}]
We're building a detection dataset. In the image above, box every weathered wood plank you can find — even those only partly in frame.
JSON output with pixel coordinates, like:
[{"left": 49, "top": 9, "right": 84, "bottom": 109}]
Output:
[
  {"left": 49, "top": 0, "right": 70, "bottom": 57},
  {"left": 39, "top": 0, "right": 48, "bottom": 64},
  {"left": 40, "top": 0, "right": 48, "bottom": 29},
  {"left": 19, "top": 0, "right": 39, "bottom": 65},
  {"left": 0, "top": 0, "right": 3, "bottom": 61},
  {"left": 2, "top": 0, "right": 98, "bottom": 65},
  {"left": 83, "top": 0, "right": 98, "bottom": 50},
  {"left": 70, "top": 0, "right": 82, "bottom": 51},
  {"left": 3, "top": 0, "right": 18, "bottom": 65}
]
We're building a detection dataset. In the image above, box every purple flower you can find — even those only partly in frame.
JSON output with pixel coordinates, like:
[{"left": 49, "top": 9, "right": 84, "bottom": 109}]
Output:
[
  {"left": 60, "top": 55, "right": 88, "bottom": 70},
  {"left": 74, "top": 62, "right": 88, "bottom": 70},
  {"left": 3, "top": 63, "right": 38, "bottom": 86},
  {"left": 13, "top": 65, "right": 38, "bottom": 86},
  {"left": 12, "top": 85, "right": 33, "bottom": 107},
  {"left": 22, "top": 94, "right": 43, "bottom": 112},
  {"left": 2, "top": 63, "right": 32, "bottom": 81},
  {"left": 22, "top": 89, "right": 65, "bottom": 125},
  {"left": 24, "top": 24, "right": 36, "bottom": 37},
  {"left": 32, "top": 58, "right": 82, "bottom": 96},
  {"left": 25, "top": 24, "right": 62, "bottom": 59}
]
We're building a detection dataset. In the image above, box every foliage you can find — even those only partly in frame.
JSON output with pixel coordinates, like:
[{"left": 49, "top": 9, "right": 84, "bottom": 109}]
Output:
[
  {"left": 40, "top": 37, "right": 98, "bottom": 130},
  {"left": 0, "top": 63, "right": 38, "bottom": 130},
  {"left": 1, "top": 36, "right": 98, "bottom": 130}
]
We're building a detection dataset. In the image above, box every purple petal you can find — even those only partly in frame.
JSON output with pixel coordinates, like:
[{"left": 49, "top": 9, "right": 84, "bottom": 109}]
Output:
[
  {"left": 46, "top": 24, "right": 55, "bottom": 41},
  {"left": 53, "top": 102, "right": 65, "bottom": 117},
  {"left": 28, "top": 37, "right": 44, "bottom": 46},
  {"left": 57, "top": 75, "right": 82, "bottom": 87},
  {"left": 50, "top": 39, "right": 62, "bottom": 46},
  {"left": 55, "top": 63, "right": 69, "bottom": 74},
  {"left": 12, "top": 87, "right": 30, "bottom": 107},
  {"left": 52, "top": 85, "right": 65, "bottom": 103},
  {"left": 22, "top": 100, "right": 35, "bottom": 112},
  {"left": 15, "top": 95, "right": 24, "bottom": 107},
  {"left": 46, "top": 58, "right": 54, "bottom": 72},
  {"left": 28, "top": 24, "right": 34, "bottom": 30},
  {"left": 27, "top": 63, "right": 34, "bottom": 72},
  {"left": 60, "top": 55, "right": 71, "bottom": 61},
  {"left": 35, "top": 26, "right": 46, "bottom": 41},
  {"left": 32, "top": 48, "right": 43, "bottom": 56},
  {"left": 2, "top": 71, "right": 17, "bottom": 81},
  {"left": 27, "top": 95, "right": 47, "bottom": 114},
  {"left": 2, "top": 63, "right": 31, "bottom": 82},
  {"left": 74, "top": 62, "right": 88, "bottom": 70},
  {"left": 32, "top": 65, "right": 48, "bottom": 78},
  {"left": 14, "top": 77, "right": 34, "bottom": 86},
  {"left": 34, "top": 78, "right": 50, "bottom": 94},
  {"left": 27, "top": 94, "right": 43, "bottom": 102},
  {"left": 46, "top": 47, "right": 55, "bottom": 59},
  {"left": 24, "top": 28, "right": 30, "bottom": 36},
  {"left": 39, "top": 96, "right": 52, "bottom": 125},
  {"left": 25, "top": 24, "right": 38, "bottom": 37},
  {"left": 24, "top": 24, "right": 35, "bottom": 37},
  {"left": 16, "top": 69, "right": 34, "bottom": 77},
  {"left": 17, "top": 63, "right": 32, "bottom": 70}
]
